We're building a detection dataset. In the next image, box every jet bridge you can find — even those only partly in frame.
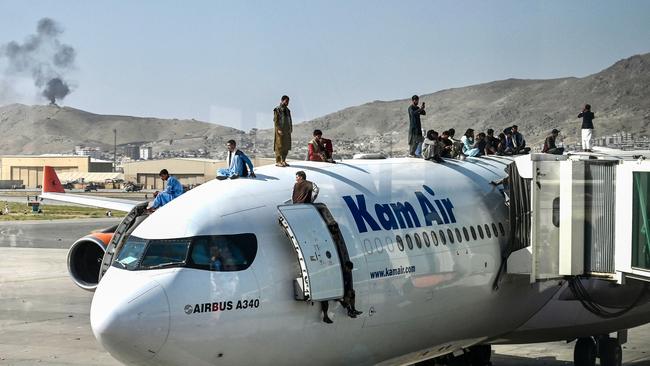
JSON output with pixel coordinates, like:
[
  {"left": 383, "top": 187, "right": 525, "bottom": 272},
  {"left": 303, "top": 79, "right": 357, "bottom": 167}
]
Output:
[{"left": 504, "top": 153, "right": 650, "bottom": 285}]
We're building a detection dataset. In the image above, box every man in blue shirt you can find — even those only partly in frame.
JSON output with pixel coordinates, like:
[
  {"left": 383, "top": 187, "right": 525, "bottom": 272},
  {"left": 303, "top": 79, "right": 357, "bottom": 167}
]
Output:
[
  {"left": 148, "top": 169, "right": 184, "bottom": 210},
  {"left": 217, "top": 140, "right": 256, "bottom": 180}
]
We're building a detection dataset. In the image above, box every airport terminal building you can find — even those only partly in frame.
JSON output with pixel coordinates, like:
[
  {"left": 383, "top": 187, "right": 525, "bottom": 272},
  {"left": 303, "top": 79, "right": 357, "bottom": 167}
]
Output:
[{"left": 0, "top": 155, "right": 113, "bottom": 188}]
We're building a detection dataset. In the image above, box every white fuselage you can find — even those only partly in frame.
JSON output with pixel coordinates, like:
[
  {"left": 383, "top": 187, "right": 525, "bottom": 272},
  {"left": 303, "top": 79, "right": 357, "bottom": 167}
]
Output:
[{"left": 89, "top": 157, "right": 650, "bottom": 366}]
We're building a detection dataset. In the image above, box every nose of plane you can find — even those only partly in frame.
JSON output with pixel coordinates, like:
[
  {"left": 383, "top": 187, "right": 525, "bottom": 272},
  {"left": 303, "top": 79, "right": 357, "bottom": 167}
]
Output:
[{"left": 90, "top": 269, "right": 170, "bottom": 364}]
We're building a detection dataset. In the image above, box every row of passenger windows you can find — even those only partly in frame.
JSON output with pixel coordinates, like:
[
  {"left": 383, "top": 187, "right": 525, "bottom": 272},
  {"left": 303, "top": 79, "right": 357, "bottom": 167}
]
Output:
[{"left": 363, "top": 222, "right": 506, "bottom": 254}]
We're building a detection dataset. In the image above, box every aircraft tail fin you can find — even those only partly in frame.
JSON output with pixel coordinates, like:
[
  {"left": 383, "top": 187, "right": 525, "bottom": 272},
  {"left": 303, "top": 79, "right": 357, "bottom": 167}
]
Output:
[{"left": 43, "top": 166, "right": 65, "bottom": 193}]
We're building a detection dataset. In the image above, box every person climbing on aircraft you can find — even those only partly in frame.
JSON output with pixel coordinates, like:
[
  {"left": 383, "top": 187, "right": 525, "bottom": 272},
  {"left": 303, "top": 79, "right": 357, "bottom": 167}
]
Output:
[
  {"left": 340, "top": 260, "right": 363, "bottom": 318},
  {"left": 308, "top": 129, "right": 335, "bottom": 163},
  {"left": 147, "top": 169, "right": 183, "bottom": 211},
  {"left": 274, "top": 95, "right": 293, "bottom": 167},
  {"left": 447, "top": 128, "right": 465, "bottom": 159},
  {"left": 542, "top": 129, "right": 564, "bottom": 155},
  {"left": 422, "top": 130, "right": 444, "bottom": 163},
  {"left": 216, "top": 140, "right": 256, "bottom": 180},
  {"left": 407, "top": 95, "right": 426, "bottom": 157},
  {"left": 578, "top": 103, "right": 595, "bottom": 152},
  {"left": 511, "top": 125, "right": 531, "bottom": 154},
  {"left": 485, "top": 129, "right": 499, "bottom": 155},
  {"left": 292, "top": 170, "right": 317, "bottom": 204},
  {"left": 461, "top": 129, "right": 481, "bottom": 157}
]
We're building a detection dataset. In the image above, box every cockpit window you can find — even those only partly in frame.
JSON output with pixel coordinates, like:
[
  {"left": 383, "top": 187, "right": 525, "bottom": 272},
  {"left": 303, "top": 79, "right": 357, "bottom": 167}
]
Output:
[
  {"left": 112, "top": 234, "right": 257, "bottom": 272},
  {"left": 140, "top": 239, "right": 191, "bottom": 269},
  {"left": 189, "top": 234, "right": 257, "bottom": 271},
  {"left": 114, "top": 237, "right": 147, "bottom": 270}
]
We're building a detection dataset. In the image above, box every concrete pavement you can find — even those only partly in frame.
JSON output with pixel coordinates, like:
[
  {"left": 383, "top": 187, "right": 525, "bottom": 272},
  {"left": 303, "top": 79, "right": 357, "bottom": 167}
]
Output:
[
  {"left": 0, "top": 243, "right": 649, "bottom": 365},
  {"left": 0, "top": 218, "right": 121, "bottom": 249}
]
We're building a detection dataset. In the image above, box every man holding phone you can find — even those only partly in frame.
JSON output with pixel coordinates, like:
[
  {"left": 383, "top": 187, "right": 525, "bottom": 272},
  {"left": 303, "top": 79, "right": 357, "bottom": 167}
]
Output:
[
  {"left": 408, "top": 95, "right": 426, "bottom": 157},
  {"left": 578, "top": 104, "right": 595, "bottom": 152}
]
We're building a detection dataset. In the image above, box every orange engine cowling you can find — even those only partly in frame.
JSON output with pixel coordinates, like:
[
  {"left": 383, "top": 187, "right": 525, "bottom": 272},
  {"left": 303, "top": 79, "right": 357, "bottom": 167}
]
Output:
[{"left": 67, "top": 232, "right": 113, "bottom": 291}]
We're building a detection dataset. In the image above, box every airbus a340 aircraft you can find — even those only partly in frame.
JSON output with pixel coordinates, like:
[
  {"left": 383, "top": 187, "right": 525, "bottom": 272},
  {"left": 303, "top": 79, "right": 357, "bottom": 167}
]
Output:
[{"left": 40, "top": 155, "right": 650, "bottom": 366}]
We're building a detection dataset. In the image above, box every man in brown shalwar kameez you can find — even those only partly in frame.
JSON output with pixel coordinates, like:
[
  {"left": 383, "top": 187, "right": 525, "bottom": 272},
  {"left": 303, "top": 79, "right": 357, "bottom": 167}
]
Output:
[{"left": 274, "top": 95, "right": 293, "bottom": 167}]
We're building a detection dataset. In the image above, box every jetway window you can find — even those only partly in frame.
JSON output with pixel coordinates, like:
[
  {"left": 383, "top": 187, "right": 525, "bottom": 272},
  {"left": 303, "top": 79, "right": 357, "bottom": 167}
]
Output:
[
  {"left": 396, "top": 235, "right": 404, "bottom": 251},
  {"left": 477, "top": 225, "right": 484, "bottom": 239},
  {"left": 455, "top": 228, "right": 462, "bottom": 243},
  {"left": 423, "top": 232, "right": 431, "bottom": 247},
  {"left": 431, "top": 231, "right": 439, "bottom": 246},
  {"left": 632, "top": 172, "right": 650, "bottom": 270},
  {"left": 552, "top": 197, "right": 560, "bottom": 228},
  {"left": 470, "top": 226, "right": 477, "bottom": 240},
  {"left": 405, "top": 234, "right": 414, "bottom": 250},
  {"left": 498, "top": 222, "right": 505, "bottom": 236},
  {"left": 485, "top": 224, "right": 492, "bottom": 238},
  {"left": 447, "top": 229, "right": 455, "bottom": 244},
  {"left": 414, "top": 233, "right": 422, "bottom": 249},
  {"left": 492, "top": 223, "right": 499, "bottom": 237},
  {"left": 463, "top": 227, "right": 469, "bottom": 241},
  {"left": 439, "top": 230, "right": 447, "bottom": 245}
]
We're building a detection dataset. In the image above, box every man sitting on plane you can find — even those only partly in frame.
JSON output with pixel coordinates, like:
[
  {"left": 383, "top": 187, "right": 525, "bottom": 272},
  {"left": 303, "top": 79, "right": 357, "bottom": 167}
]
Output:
[
  {"left": 148, "top": 169, "right": 184, "bottom": 211},
  {"left": 542, "top": 129, "right": 564, "bottom": 155},
  {"left": 308, "top": 129, "right": 335, "bottom": 163},
  {"left": 217, "top": 140, "right": 256, "bottom": 180}
]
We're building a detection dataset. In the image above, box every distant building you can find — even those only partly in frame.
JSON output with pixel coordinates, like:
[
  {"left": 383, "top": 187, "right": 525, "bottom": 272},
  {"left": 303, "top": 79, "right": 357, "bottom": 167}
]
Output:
[
  {"left": 124, "top": 145, "right": 140, "bottom": 160},
  {"left": 139, "top": 146, "right": 153, "bottom": 160},
  {"left": 74, "top": 145, "right": 102, "bottom": 159},
  {"left": 0, "top": 155, "right": 113, "bottom": 188}
]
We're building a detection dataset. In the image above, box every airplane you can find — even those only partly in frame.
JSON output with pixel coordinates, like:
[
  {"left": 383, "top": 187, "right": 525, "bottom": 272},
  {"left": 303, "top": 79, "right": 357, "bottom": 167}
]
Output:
[{"left": 39, "top": 154, "right": 650, "bottom": 366}]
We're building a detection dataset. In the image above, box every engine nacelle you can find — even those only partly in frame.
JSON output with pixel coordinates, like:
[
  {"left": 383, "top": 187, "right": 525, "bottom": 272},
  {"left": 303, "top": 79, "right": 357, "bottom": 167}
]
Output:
[{"left": 67, "top": 235, "right": 109, "bottom": 291}]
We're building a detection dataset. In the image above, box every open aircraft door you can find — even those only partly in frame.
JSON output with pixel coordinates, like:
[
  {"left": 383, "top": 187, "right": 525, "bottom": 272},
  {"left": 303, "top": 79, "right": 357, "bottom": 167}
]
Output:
[{"left": 278, "top": 204, "right": 345, "bottom": 302}]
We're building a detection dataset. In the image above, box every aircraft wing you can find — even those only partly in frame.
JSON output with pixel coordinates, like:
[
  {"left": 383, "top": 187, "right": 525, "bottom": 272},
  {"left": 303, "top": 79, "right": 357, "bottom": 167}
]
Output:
[{"left": 41, "top": 166, "right": 144, "bottom": 212}]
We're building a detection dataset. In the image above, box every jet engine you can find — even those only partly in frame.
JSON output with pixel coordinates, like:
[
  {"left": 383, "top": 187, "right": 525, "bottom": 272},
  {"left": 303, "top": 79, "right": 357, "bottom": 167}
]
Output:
[{"left": 67, "top": 232, "right": 114, "bottom": 291}]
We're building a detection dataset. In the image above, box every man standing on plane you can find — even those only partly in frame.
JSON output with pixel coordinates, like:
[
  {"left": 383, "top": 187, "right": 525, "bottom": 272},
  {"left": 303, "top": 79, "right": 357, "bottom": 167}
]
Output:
[
  {"left": 408, "top": 95, "right": 426, "bottom": 157},
  {"left": 148, "top": 169, "right": 183, "bottom": 211},
  {"left": 216, "top": 140, "right": 256, "bottom": 180},
  {"left": 274, "top": 95, "right": 293, "bottom": 167},
  {"left": 578, "top": 104, "right": 596, "bottom": 152}
]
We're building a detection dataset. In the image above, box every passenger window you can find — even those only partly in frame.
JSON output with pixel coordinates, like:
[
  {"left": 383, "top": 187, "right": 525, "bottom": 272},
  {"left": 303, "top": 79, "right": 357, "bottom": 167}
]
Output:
[
  {"left": 386, "top": 237, "right": 395, "bottom": 252},
  {"left": 189, "top": 234, "right": 258, "bottom": 271},
  {"left": 375, "top": 238, "right": 384, "bottom": 252},
  {"left": 477, "top": 225, "right": 484, "bottom": 239},
  {"left": 485, "top": 224, "right": 492, "bottom": 238},
  {"left": 423, "top": 232, "right": 431, "bottom": 247},
  {"left": 492, "top": 223, "right": 499, "bottom": 237},
  {"left": 431, "top": 231, "right": 439, "bottom": 246},
  {"left": 470, "top": 226, "right": 477, "bottom": 240},
  {"left": 455, "top": 228, "right": 462, "bottom": 243},
  {"left": 499, "top": 222, "right": 506, "bottom": 236},
  {"left": 414, "top": 233, "right": 422, "bottom": 249},
  {"left": 396, "top": 235, "right": 404, "bottom": 251},
  {"left": 438, "top": 230, "right": 447, "bottom": 245},
  {"left": 463, "top": 227, "right": 470, "bottom": 241},
  {"left": 364, "top": 239, "right": 373, "bottom": 254},
  {"left": 405, "top": 234, "right": 414, "bottom": 250},
  {"left": 447, "top": 229, "right": 455, "bottom": 244}
]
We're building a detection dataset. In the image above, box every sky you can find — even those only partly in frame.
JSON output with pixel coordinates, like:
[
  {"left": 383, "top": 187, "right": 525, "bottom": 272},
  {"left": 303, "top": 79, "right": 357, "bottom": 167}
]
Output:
[{"left": 1, "top": 0, "right": 649, "bottom": 131}]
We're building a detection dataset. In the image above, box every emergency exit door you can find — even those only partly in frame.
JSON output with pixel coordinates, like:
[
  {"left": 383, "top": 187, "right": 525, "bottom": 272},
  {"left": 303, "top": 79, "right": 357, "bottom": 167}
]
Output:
[{"left": 278, "top": 204, "right": 344, "bottom": 301}]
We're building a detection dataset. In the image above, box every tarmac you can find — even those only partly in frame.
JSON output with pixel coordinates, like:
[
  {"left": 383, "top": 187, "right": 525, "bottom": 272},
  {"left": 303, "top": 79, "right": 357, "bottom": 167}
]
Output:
[{"left": 0, "top": 219, "right": 649, "bottom": 365}]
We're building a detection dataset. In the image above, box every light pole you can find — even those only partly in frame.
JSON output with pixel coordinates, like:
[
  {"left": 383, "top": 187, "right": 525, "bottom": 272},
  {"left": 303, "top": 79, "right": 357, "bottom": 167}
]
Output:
[{"left": 113, "top": 129, "right": 117, "bottom": 172}]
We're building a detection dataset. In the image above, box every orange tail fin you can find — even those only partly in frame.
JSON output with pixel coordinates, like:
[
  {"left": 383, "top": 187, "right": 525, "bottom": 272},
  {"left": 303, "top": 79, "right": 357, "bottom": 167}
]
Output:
[{"left": 43, "top": 166, "right": 65, "bottom": 193}]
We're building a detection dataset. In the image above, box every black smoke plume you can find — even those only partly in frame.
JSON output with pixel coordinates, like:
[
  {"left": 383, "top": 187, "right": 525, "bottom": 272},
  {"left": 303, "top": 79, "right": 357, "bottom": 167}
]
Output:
[{"left": 0, "top": 18, "right": 76, "bottom": 104}]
